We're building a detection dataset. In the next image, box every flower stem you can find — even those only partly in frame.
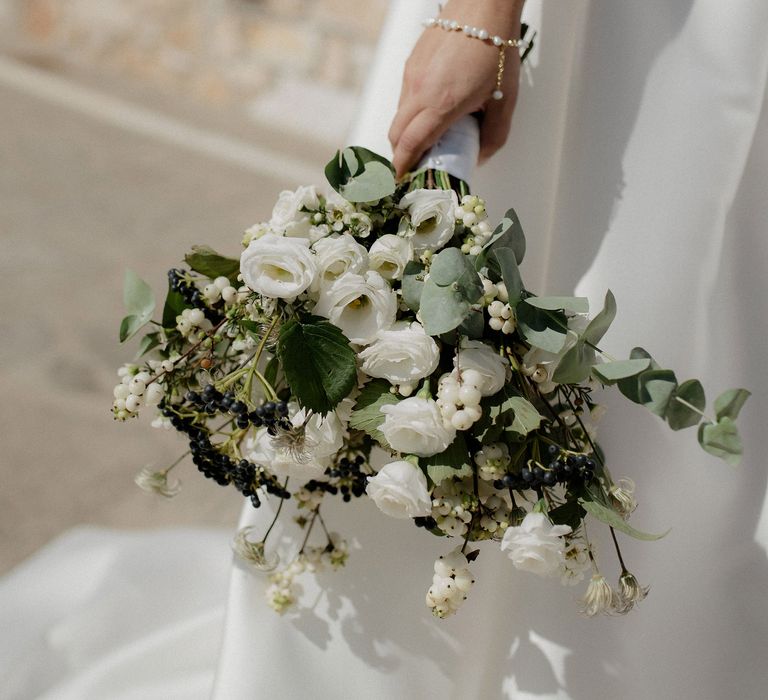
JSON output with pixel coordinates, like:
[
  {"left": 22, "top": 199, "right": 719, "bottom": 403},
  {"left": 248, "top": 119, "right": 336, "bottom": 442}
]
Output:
[
  {"left": 609, "top": 526, "right": 628, "bottom": 574},
  {"left": 261, "top": 478, "right": 290, "bottom": 545}
]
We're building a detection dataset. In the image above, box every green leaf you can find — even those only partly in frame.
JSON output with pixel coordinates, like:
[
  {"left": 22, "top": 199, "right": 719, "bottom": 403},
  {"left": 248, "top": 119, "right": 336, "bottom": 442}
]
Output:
[
  {"left": 580, "top": 499, "right": 668, "bottom": 541},
  {"left": 421, "top": 434, "right": 472, "bottom": 485},
  {"left": 617, "top": 347, "right": 660, "bottom": 403},
  {"left": 184, "top": 246, "right": 240, "bottom": 283},
  {"left": 524, "top": 296, "right": 589, "bottom": 314},
  {"left": 583, "top": 290, "right": 616, "bottom": 346},
  {"left": 349, "top": 379, "right": 399, "bottom": 446},
  {"left": 276, "top": 316, "right": 357, "bottom": 414},
  {"left": 508, "top": 396, "right": 543, "bottom": 435},
  {"left": 483, "top": 208, "right": 526, "bottom": 264},
  {"left": 592, "top": 358, "right": 651, "bottom": 384},
  {"left": 459, "top": 309, "right": 484, "bottom": 339},
  {"left": 264, "top": 355, "right": 279, "bottom": 389},
  {"left": 639, "top": 370, "right": 678, "bottom": 417},
  {"left": 162, "top": 286, "right": 187, "bottom": 329},
  {"left": 714, "top": 388, "right": 751, "bottom": 422},
  {"left": 419, "top": 251, "right": 482, "bottom": 336},
  {"left": 135, "top": 332, "right": 161, "bottom": 359},
  {"left": 401, "top": 261, "right": 425, "bottom": 312},
  {"left": 698, "top": 418, "right": 743, "bottom": 466},
  {"left": 120, "top": 270, "right": 156, "bottom": 342},
  {"left": 324, "top": 146, "right": 396, "bottom": 203},
  {"left": 515, "top": 302, "right": 568, "bottom": 353},
  {"left": 486, "top": 247, "right": 524, "bottom": 306},
  {"left": 548, "top": 500, "right": 587, "bottom": 530},
  {"left": 552, "top": 334, "right": 594, "bottom": 385},
  {"left": 666, "top": 379, "right": 706, "bottom": 430}
]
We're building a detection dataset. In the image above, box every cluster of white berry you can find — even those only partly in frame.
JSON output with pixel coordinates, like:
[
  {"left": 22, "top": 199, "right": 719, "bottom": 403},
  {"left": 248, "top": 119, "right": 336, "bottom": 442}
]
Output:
[
  {"left": 431, "top": 480, "right": 475, "bottom": 537},
  {"left": 480, "top": 277, "right": 515, "bottom": 334},
  {"left": 456, "top": 194, "right": 493, "bottom": 256},
  {"left": 478, "top": 493, "right": 512, "bottom": 538},
  {"left": 311, "top": 206, "right": 373, "bottom": 239},
  {"left": 201, "top": 275, "right": 240, "bottom": 305},
  {"left": 112, "top": 364, "right": 169, "bottom": 420},
  {"left": 175, "top": 307, "right": 212, "bottom": 340},
  {"left": 474, "top": 443, "right": 511, "bottom": 482},
  {"left": 426, "top": 548, "right": 475, "bottom": 618},
  {"left": 294, "top": 486, "right": 324, "bottom": 510},
  {"left": 436, "top": 369, "right": 485, "bottom": 431}
]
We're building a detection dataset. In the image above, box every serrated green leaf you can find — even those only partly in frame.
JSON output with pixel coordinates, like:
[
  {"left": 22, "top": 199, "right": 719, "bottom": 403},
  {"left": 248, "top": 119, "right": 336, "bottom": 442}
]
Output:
[
  {"left": 698, "top": 418, "right": 743, "bottom": 466},
  {"left": 349, "top": 379, "right": 399, "bottom": 446},
  {"left": 402, "top": 261, "right": 425, "bottom": 312},
  {"left": 184, "top": 246, "right": 240, "bottom": 283},
  {"left": 548, "top": 500, "right": 586, "bottom": 530},
  {"left": 714, "top": 388, "right": 751, "bottom": 422},
  {"left": 276, "top": 316, "right": 357, "bottom": 414},
  {"left": 135, "top": 332, "right": 161, "bottom": 359},
  {"left": 580, "top": 499, "right": 668, "bottom": 541},
  {"left": 324, "top": 147, "right": 396, "bottom": 203},
  {"left": 666, "top": 379, "right": 705, "bottom": 430},
  {"left": 524, "top": 296, "right": 589, "bottom": 314},
  {"left": 592, "top": 358, "right": 651, "bottom": 384},
  {"left": 515, "top": 302, "right": 568, "bottom": 353},
  {"left": 508, "top": 397, "right": 543, "bottom": 435},
  {"left": 421, "top": 434, "right": 472, "bottom": 485}
]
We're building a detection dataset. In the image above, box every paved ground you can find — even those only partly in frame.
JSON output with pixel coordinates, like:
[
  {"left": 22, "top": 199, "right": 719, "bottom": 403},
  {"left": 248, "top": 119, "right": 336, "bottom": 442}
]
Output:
[{"left": 0, "top": 51, "right": 336, "bottom": 573}]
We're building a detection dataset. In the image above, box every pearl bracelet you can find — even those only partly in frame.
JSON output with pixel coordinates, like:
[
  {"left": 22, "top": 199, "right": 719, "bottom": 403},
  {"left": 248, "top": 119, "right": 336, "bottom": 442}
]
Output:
[{"left": 423, "top": 16, "right": 529, "bottom": 100}]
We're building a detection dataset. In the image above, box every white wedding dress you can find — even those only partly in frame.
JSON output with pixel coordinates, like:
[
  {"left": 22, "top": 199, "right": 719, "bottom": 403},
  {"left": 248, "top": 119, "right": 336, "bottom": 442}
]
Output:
[{"left": 3, "top": 1, "right": 767, "bottom": 698}]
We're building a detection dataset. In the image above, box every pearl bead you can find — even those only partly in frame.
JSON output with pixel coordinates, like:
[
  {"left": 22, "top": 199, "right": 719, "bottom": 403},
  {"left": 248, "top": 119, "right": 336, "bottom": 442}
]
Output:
[
  {"left": 463, "top": 25, "right": 472, "bottom": 35},
  {"left": 492, "top": 35, "right": 503, "bottom": 46},
  {"left": 478, "top": 29, "right": 489, "bottom": 40},
  {"left": 492, "top": 90, "right": 504, "bottom": 100},
  {"left": 449, "top": 20, "right": 459, "bottom": 30}
]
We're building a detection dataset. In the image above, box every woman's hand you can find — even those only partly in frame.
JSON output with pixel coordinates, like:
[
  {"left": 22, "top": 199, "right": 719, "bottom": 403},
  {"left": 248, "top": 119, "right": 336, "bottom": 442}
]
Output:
[{"left": 389, "top": 0, "right": 525, "bottom": 178}]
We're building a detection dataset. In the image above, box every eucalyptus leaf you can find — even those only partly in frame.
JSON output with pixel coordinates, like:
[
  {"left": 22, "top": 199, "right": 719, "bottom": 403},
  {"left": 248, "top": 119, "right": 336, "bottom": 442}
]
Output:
[
  {"left": 324, "top": 146, "right": 396, "bottom": 203},
  {"left": 583, "top": 290, "right": 616, "bottom": 346},
  {"left": 714, "top": 388, "right": 751, "bottom": 422},
  {"left": 666, "top": 379, "right": 706, "bottom": 430},
  {"left": 184, "top": 246, "right": 240, "bottom": 283},
  {"left": 592, "top": 358, "right": 651, "bottom": 384},
  {"left": 402, "top": 261, "right": 425, "bottom": 312},
  {"left": 119, "top": 314, "right": 145, "bottom": 343},
  {"left": 430, "top": 248, "right": 468, "bottom": 286},
  {"left": 483, "top": 208, "right": 526, "bottom": 264},
  {"left": 580, "top": 499, "right": 668, "bottom": 541},
  {"left": 698, "top": 418, "right": 743, "bottom": 466},
  {"left": 617, "top": 348, "right": 660, "bottom": 403},
  {"left": 552, "top": 334, "right": 594, "bottom": 384},
  {"left": 486, "top": 247, "right": 524, "bottom": 306},
  {"left": 120, "top": 270, "right": 155, "bottom": 342},
  {"left": 135, "top": 332, "right": 161, "bottom": 359},
  {"left": 276, "top": 316, "right": 357, "bottom": 414},
  {"left": 639, "top": 370, "right": 678, "bottom": 417},
  {"left": 524, "top": 296, "right": 589, "bottom": 314},
  {"left": 516, "top": 301, "right": 568, "bottom": 353},
  {"left": 419, "top": 283, "right": 472, "bottom": 336},
  {"left": 459, "top": 309, "right": 485, "bottom": 339},
  {"left": 349, "top": 379, "right": 399, "bottom": 446}
]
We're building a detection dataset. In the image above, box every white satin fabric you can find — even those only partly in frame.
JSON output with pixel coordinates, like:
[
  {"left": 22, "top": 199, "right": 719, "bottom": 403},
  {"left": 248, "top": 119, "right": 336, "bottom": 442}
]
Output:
[{"left": 3, "top": 1, "right": 767, "bottom": 698}]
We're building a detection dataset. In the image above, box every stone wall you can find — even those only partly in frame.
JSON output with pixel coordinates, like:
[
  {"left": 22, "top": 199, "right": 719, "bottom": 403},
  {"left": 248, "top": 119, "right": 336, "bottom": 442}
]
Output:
[{"left": 3, "top": 0, "right": 388, "bottom": 108}]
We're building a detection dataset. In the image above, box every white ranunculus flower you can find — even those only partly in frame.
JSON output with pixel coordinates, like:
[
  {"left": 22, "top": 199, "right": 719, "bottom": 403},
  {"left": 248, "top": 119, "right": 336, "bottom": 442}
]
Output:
[
  {"left": 366, "top": 460, "right": 433, "bottom": 519},
  {"left": 359, "top": 321, "right": 440, "bottom": 385},
  {"left": 455, "top": 339, "right": 508, "bottom": 396},
  {"left": 368, "top": 234, "right": 414, "bottom": 281},
  {"left": 398, "top": 189, "right": 458, "bottom": 253},
  {"left": 312, "top": 233, "right": 369, "bottom": 287},
  {"left": 269, "top": 186, "right": 320, "bottom": 230},
  {"left": 379, "top": 397, "right": 456, "bottom": 457},
  {"left": 240, "top": 233, "right": 317, "bottom": 300},
  {"left": 500, "top": 512, "right": 572, "bottom": 577},
  {"left": 312, "top": 270, "right": 397, "bottom": 344}
]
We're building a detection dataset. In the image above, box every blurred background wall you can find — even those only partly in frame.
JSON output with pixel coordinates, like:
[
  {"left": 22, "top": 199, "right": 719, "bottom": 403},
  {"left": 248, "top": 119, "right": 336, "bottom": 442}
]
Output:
[{"left": 0, "top": 0, "right": 389, "bottom": 574}]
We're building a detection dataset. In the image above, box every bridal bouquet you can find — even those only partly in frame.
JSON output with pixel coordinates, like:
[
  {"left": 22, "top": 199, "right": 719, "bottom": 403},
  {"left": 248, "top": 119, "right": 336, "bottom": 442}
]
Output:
[{"left": 113, "top": 145, "right": 748, "bottom": 618}]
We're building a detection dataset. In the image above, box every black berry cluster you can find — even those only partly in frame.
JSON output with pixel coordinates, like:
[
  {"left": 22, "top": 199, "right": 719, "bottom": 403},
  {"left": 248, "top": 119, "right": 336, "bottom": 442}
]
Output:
[
  {"left": 161, "top": 404, "right": 290, "bottom": 507},
  {"left": 493, "top": 444, "right": 596, "bottom": 492},
  {"left": 305, "top": 454, "right": 369, "bottom": 502},
  {"left": 414, "top": 516, "right": 439, "bottom": 530},
  {"left": 184, "top": 385, "right": 290, "bottom": 431}
]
